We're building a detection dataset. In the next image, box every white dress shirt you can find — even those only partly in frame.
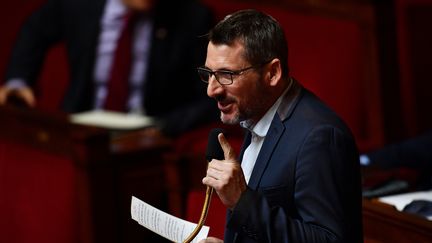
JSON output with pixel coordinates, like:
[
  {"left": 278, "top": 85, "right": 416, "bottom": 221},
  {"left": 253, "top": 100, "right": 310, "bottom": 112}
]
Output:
[
  {"left": 93, "top": 0, "right": 153, "bottom": 113},
  {"left": 240, "top": 88, "right": 289, "bottom": 184}
]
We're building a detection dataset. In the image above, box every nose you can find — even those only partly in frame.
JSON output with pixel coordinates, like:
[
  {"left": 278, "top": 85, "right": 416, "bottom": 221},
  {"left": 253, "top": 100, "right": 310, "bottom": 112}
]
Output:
[{"left": 207, "top": 75, "right": 223, "bottom": 98}]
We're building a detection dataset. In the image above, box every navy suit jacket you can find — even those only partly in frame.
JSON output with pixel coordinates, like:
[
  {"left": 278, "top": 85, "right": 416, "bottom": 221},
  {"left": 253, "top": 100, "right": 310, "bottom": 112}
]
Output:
[
  {"left": 224, "top": 82, "right": 363, "bottom": 242},
  {"left": 5, "top": 0, "right": 218, "bottom": 135}
]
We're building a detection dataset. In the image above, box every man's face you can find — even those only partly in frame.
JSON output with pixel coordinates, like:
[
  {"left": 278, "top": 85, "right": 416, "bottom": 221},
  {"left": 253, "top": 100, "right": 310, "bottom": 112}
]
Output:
[
  {"left": 205, "top": 41, "right": 269, "bottom": 125},
  {"left": 121, "top": 0, "right": 156, "bottom": 12}
]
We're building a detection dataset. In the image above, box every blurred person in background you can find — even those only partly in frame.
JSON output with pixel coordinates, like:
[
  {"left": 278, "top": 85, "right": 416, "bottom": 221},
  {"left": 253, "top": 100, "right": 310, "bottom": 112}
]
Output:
[
  {"left": 0, "top": 0, "right": 218, "bottom": 136},
  {"left": 361, "top": 130, "right": 432, "bottom": 190}
]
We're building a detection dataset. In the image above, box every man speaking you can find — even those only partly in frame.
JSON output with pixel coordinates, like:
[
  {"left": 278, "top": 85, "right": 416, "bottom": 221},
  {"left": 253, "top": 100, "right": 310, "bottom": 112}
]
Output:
[{"left": 198, "top": 9, "right": 363, "bottom": 243}]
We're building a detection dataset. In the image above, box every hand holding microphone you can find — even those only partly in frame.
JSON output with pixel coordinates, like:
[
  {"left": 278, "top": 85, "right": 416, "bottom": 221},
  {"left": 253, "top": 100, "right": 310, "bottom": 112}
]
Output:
[
  {"left": 203, "top": 130, "right": 247, "bottom": 209},
  {"left": 183, "top": 128, "right": 246, "bottom": 243}
]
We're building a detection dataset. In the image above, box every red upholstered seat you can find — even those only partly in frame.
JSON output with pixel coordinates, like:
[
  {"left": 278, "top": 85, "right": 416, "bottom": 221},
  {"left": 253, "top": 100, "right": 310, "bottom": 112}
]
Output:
[{"left": 0, "top": 140, "right": 79, "bottom": 243}]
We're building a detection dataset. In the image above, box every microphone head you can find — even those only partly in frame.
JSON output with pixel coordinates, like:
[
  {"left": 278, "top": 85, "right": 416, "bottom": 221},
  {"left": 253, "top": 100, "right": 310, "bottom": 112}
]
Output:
[{"left": 206, "top": 128, "right": 225, "bottom": 162}]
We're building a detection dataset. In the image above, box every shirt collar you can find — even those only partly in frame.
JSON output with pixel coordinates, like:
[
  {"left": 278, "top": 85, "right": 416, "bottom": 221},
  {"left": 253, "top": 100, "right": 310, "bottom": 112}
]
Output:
[{"left": 240, "top": 86, "right": 289, "bottom": 138}]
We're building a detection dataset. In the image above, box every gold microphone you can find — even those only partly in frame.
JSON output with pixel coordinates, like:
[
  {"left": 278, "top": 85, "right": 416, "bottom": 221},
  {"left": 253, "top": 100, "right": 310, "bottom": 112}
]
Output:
[{"left": 183, "top": 128, "right": 225, "bottom": 243}]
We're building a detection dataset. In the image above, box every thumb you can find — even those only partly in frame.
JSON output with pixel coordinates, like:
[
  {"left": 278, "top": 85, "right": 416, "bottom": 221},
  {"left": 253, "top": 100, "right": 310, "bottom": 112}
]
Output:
[
  {"left": 218, "top": 133, "right": 236, "bottom": 161},
  {"left": 17, "top": 87, "right": 36, "bottom": 107}
]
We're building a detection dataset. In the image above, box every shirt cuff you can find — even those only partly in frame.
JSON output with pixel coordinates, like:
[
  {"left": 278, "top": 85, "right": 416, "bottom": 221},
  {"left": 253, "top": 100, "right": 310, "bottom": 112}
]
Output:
[{"left": 5, "top": 79, "right": 28, "bottom": 89}]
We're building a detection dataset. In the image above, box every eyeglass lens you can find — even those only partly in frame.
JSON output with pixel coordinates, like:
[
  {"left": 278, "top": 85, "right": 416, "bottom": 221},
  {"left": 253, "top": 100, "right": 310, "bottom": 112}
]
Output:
[{"left": 198, "top": 68, "right": 233, "bottom": 85}]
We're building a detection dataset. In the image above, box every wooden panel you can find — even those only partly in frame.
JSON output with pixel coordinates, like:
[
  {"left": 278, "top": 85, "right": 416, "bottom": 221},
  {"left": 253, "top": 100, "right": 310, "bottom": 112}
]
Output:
[
  {"left": 363, "top": 199, "right": 432, "bottom": 242},
  {"left": 0, "top": 105, "right": 173, "bottom": 243}
]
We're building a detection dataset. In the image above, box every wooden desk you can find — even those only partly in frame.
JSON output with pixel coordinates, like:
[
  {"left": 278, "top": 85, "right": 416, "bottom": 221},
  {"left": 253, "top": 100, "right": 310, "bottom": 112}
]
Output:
[
  {"left": 363, "top": 198, "right": 432, "bottom": 243},
  {"left": 0, "top": 105, "right": 172, "bottom": 243}
]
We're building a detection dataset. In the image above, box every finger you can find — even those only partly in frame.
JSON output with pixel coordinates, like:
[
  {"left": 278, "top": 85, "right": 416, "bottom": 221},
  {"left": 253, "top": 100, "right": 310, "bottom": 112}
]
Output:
[
  {"left": 202, "top": 175, "right": 221, "bottom": 188},
  {"left": 18, "top": 88, "right": 36, "bottom": 107},
  {"left": 218, "top": 133, "right": 236, "bottom": 160},
  {"left": 0, "top": 86, "right": 35, "bottom": 107},
  {"left": 204, "top": 237, "right": 224, "bottom": 243},
  {"left": 0, "top": 88, "right": 7, "bottom": 104},
  {"left": 206, "top": 165, "right": 223, "bottom": 180},
  {"left": 207, "top": 159, "right": 226, "bottom": 171},
  {"left": 0, "top": 86, "right": 14, "bottom": 104}
]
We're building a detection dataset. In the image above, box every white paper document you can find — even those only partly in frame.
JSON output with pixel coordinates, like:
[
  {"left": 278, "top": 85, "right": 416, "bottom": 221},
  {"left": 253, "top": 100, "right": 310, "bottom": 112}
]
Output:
[
  {"left": 131, "top": 196, "right": 209, "bottom": 243},
  {"left": 379, "top": 190, "right": 432, "bottom": 220},
  {"left": 70, "top": 110, "right": 155, "bottom": 130}
]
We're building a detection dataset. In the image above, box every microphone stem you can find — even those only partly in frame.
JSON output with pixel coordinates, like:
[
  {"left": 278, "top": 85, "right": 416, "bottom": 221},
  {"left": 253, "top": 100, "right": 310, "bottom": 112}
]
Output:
[{"left": 183, "top": 186, "right": 213, "bottom": 243}]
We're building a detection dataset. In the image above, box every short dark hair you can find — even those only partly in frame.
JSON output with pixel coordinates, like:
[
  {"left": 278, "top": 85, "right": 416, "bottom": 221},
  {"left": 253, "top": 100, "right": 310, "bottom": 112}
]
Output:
[{"left": 208, "top": 9, "right": 289, "bottom": 78}]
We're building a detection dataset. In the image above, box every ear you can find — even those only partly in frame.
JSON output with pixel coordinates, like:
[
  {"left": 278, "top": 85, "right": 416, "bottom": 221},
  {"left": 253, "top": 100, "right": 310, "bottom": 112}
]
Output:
[{"left": 266, "top": 59, "right": 282, "bottom": 86}]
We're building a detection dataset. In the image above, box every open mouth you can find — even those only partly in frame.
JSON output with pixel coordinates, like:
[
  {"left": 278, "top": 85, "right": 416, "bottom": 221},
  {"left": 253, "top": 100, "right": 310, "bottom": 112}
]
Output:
[{"left": 218, "top": 101, "right": 233, "bottom": 113}]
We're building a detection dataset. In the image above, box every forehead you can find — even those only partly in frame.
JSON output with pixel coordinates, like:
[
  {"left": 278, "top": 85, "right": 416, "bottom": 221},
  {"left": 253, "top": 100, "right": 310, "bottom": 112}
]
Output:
[{"left": 205, "top": 41, "right": 247, "bottom": 69}]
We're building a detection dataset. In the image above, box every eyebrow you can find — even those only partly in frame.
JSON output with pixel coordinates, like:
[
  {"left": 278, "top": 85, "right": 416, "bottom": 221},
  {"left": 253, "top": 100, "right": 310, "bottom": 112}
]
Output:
[{"left": 201, "top": 66, "right": 240, "bottom": 72}]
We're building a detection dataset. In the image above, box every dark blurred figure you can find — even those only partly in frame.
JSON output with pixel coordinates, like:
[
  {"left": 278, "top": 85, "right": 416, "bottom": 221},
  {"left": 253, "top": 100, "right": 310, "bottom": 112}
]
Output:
[
  {"left": 361, "top": 130, "right": 432, "bottom": 190},
  {"left": 0, "top": 0, "right": 218, "bottom": 136}
]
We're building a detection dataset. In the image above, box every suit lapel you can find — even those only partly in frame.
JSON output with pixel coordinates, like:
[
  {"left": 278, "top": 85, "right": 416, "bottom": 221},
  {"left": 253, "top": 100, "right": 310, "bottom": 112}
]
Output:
[
  {"left": 246, "top": 80, "right": 303, "bottom": 190},
  {"left": 247, "top": 116, "right": 285, "bottom": 190}
]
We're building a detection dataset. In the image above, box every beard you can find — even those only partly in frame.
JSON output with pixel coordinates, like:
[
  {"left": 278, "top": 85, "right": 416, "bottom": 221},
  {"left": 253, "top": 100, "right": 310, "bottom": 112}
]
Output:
[
  {"left": 220, "top": 110, "right": 240, "bottom": 125},
  {"left": 218, "top": 95, "right": 241, "bottom": 124},
  {"left": 217, "top": 73, "right": 269, "bottom": 125},
  {"left": 219, "top": 93, "right": 267, "bottom": 125}
]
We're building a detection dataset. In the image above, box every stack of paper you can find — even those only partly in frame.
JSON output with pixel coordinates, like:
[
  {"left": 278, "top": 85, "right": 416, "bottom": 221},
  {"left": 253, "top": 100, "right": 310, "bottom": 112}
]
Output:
[
  {"left": 131, "top": 196, "right": 209, "bottom": 243},
  {"left": 379, "top": 190, "right": 432, "bottom": 220},
  {"left": 70, "top": 110, "right": 155, "bottom": 130}
]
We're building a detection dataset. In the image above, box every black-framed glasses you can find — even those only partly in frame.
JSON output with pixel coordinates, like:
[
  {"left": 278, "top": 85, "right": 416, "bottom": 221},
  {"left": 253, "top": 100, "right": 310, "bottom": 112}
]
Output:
[{"left": 197, "top": 61, "right": 270, "bottom": 85}]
